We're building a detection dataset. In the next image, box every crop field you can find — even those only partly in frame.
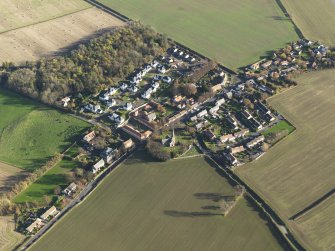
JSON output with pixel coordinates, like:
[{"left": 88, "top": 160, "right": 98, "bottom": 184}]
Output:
[
  {"left": 0, "top": 216, "right": 25, "bottom": 251},
  {"left": 236, "top": 70, "right": 335, "bottom": 250},
  {"left": 29, "top": 153, "right": 286, "bottom": 251},
  {"left": 290, "top": 196, "right": 335, "bottom": 251},
  {"left": 98, "top": 0, "right": 298, "bottom": 69},
  {"left": 0, "top": 162, "right": 27, "bottom": 195},
  {"left": 282, "top": 0, "right": 335, "bottom": 45},
  {"left": 14, "top": 145, "right": 80, "bottom": 204},
  {"left": 0, "top": 7, "right": 125, "bottom": 64},
  {"left": 0, "top": 0, "right": 90, "bottom": 33},
  {"left": 0, "top": 88, "right": 90, "bottom": 172}
]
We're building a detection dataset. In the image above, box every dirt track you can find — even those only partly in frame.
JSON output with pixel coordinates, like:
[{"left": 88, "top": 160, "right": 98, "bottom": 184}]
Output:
[{"left": 0, "top": 7, "right": 125, "bottom": 64}]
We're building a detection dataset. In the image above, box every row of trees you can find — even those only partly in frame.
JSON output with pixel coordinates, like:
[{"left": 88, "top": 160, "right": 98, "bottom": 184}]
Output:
[
  {"left": 0, "top": 154, "right": 63, "bottom": 215},
  {"left": 2, "top": 23, "right": 169, "bottom": 105}
]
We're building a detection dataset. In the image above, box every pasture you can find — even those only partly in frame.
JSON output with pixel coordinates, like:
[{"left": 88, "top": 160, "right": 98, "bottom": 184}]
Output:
[
  {"left": 14, "top": 145, "right": 80, "bottom": 204},
  {"left": 29, "top": 153, "right": 286, "bottom": 251},
  {"left": 282, "top": 0, "right": 335, "bottom": 45},
  {"left": 0, "top": 7, "right": 124, "bottom": 64},
  {"left": 0, "top": 216, "right": 25, "bottom": 251},
  {"left": 0, "top": 88, "right": 90, "bottom": 172},
  {"left": 98, "top": 0, "right": 298, "bottom": 69},
  {"left": 236, "top": 70, "right": 335, "bottom": 250}
]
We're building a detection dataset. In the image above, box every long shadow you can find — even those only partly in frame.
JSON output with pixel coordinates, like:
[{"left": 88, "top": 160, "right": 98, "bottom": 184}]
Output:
[
  {"left": 51, "top": 27, "right": 121, "bottom": 57},
  {"left": 164, "top": 210, "right": 222, "bottom": 218},
  {"left": 201, "top": 205, "right": 221, "bottom": 210},
  {"left": 0, "top": 171, "right": 29, "bottom": 194},
  {"left": 194, "top": 193, "right": 234, "bottom": 202},
  {"left": 245, "top": 195, "right": 293, "bottom": 251}
]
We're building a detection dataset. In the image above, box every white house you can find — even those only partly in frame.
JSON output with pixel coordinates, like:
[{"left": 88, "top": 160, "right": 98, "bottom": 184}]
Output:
[
  {"left": 108, "top": 113, "right": 124, "bottom": 125},
  {"left": 99, "top": 93, "right": 109, "bottom": 102},
  {"left": 84, "top": 104, "right": 102, "bottom": 114},
  {"left": 122, "top": 102, "right": 133, "bottom": 111},
  {"left": 108, "top": 87, "right": 118, "bottom": 95},
  {"left": 105, "top": 99, "right": 116, "bottom": 108},
  {"left": 151, "top": 82, "right": 160, "bottom": 92},
  {"left": 209, "top": 105, "right": 220, "bottom": 115},
  {"left": 162, "top": 76, "right": 172, "bottom": 83},
  {"left": 197, "top": 109, "right": 208, "bottom": 118},
  {"left": 92, "top": 159, "right": 105, "bottom": 174},
  {"left": 120, "top": 82, "right": 128, "bottom": 91},
  {"left": 216, "top": 98, "right": 225, "bottom": 106},
  {"left": 158, "top": 65, "right": 167, "bottom": 74},
  {"left": 128, "top": 85, "right": 138, "bottom": 93},
  {"left": 141, "top": 88, "right": 153, "bottom": 99}
]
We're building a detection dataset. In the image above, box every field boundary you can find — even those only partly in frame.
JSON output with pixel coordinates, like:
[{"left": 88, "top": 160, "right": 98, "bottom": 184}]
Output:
[
  {"left": 290, "top": 188, "right": 335, "bottom": 221},
  {"left": 0, "top": 7, "right": 93, "bottom": 36},
  {"left": 274, "top": 0, "right": 305, "bottom": 39}
]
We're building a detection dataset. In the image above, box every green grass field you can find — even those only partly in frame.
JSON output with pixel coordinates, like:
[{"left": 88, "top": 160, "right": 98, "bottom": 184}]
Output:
[
  {"left": 0, "top": 0, "right": 91, "bottom": 33},
  {"left": 236, "top": 70, "right": 335, "bottom": 250},
  {"left": 29, "top": 153, "right": 286, "bottom": 251},
  {"left": 0, "top": 88, "right": 90, "bottom": 171},
  {"left": 282, "top": 0, "right": 335, "bottom": 45},
  {"left": 97, "top": 0, "right": 299, "bottom": 69},
  {"left": 13, "top": 145, "right": 80, "bottom": 204},
  {"left": 263, "top": 120, "right": 295, "bottom": 136}
]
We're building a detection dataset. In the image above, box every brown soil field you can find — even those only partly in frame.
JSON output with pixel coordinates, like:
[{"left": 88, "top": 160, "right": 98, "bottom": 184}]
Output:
[
  {"left": 0, "top": 0, "right": 91, "bottom": 33},
  {"left": 0, "top": 162, "right": 27, "bottom": 195},
  {"left": 0, "top": 216, "right": 25, "bottom": 251},
  {"left": 0, "top": 7, "right": 125, "bottom": 64}
]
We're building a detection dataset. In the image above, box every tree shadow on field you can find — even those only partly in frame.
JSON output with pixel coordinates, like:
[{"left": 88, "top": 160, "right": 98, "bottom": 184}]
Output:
[
  {"left": 267, "top": 16, "right": 290, "bottom": 21},
  {"left": 51, "top": 27, "right": 120, "bottom": 57},
  {"left": 0, "top": 171, "right": 29, "bottom": 194},
  {"left": 194, "top": 193, "right": 235, "bottom": 202},
  {"left": 164, "top": 210, "right": 222, "bottom": 218}
]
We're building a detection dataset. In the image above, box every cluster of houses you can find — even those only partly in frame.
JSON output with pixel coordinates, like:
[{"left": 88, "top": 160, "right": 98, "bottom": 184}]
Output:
[
  {"left": 57, "top": 40, "right": 335, "bottom": 170},
  {"left": 82, "top": 130, "right": 134, "bottom": 174},
  {"left": 26, "top": 206, "right": 59, "bottom": 233}
]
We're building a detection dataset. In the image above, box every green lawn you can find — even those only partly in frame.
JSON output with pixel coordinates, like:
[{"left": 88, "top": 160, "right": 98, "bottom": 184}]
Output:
[
  {"left": 29, "top": 152, "right": 286, "bottom": 251},
  {"left": 13, "top": 146, "right": 80, "bottom": 204},
  {"left": 98, "top": 0, "right": 299, "bottom": 69},
  {"left": 263, "top": 120, "right": 295, "bottom": 136},
  {"left": 0, "top": 88, "right": 90, "bottom": 171}
]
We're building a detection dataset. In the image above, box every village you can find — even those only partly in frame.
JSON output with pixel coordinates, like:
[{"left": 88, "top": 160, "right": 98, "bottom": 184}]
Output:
[{"left": 22, "top": 38, "right": 335, "bottom": 235}]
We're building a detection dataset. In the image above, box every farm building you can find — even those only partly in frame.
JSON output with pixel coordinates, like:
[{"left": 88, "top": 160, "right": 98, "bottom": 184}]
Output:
[
  {"left": 26, "top": 218, "right": 43, "bottom": 233},
  {"left": 40, "top": 206, "right": 59, "bottom": 220}
]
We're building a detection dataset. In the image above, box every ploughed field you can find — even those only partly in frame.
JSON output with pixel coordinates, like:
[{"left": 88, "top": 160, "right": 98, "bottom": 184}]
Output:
[
  {"left": 236, "top": 70, "right": 335, "bottom": 251},
  {"left": 97, "top": 0, "right": 299, "bottom": 70},
  {"left": 0, "top": 216, "right": 25, "bottom": 251},
  {"left": 281, "top": 0, "right": 335, "bottom": 45},
  {"left": 0, "top": 0, "right": 91, "bottom": 32},
  {"left": 0, "top": 88, "right": 90, "bottom": 172},
  {"left": 29, "top": 153, "right": 286, "bottom": 251},
  {"left": 0, "top": 1, "right": 124, "bottom": 64}
]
